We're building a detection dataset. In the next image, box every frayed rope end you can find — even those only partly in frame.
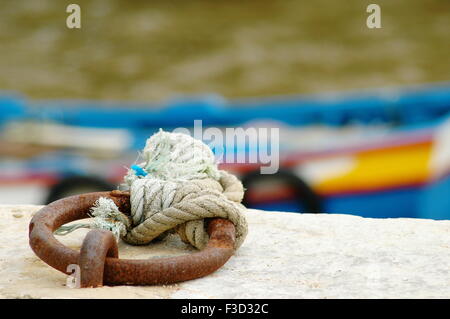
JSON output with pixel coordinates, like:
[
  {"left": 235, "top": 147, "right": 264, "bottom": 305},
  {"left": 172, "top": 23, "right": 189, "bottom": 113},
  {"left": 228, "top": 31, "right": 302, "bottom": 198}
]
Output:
[{"left": 54, "top": 197, "right": 131, "bottom": 242}]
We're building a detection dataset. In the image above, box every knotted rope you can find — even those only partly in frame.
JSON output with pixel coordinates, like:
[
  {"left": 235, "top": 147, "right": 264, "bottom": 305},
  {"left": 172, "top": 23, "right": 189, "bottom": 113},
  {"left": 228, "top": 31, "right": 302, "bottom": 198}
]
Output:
[{"left": 56, "top": 130, "right": 248, "bottom": 250}]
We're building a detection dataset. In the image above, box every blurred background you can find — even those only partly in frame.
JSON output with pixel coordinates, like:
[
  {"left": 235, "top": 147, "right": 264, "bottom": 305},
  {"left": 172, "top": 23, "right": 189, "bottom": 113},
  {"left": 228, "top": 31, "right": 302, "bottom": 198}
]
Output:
[{"left": 1, "top": 0, "right": 450, "bottom": 219}]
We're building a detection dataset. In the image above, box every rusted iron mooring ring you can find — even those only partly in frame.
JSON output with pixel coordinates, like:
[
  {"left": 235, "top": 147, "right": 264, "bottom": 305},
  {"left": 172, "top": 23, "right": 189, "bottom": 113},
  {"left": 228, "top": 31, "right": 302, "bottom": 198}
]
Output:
[{"left": 29, "top": 191, "right": 236, "bottom": 288}]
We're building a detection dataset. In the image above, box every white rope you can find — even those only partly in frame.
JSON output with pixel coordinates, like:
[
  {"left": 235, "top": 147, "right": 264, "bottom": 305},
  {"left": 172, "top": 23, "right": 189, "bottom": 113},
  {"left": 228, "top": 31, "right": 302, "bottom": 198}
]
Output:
[{"left": 57, "top": 130, "right": 248, "bottom": 250}]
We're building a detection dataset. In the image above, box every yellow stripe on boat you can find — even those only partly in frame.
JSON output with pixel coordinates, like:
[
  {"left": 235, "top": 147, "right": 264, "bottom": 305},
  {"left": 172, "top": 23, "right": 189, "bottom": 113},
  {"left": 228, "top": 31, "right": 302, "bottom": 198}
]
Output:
[{"left": 314, "top": 142, "right": 432, "bottom": 195}]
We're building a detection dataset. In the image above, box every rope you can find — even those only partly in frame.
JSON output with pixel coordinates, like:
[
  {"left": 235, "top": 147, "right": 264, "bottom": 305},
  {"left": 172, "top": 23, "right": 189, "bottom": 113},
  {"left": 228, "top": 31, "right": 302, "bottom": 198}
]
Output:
[{"left": 56, "top": 130, "right": 248, "bottom": 250}]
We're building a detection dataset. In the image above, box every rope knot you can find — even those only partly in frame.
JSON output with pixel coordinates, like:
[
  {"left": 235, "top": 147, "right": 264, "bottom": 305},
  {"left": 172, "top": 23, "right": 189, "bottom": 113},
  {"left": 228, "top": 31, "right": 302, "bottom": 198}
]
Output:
[{"left": 59, "top": 130, "right": 248, "bottom": 250}]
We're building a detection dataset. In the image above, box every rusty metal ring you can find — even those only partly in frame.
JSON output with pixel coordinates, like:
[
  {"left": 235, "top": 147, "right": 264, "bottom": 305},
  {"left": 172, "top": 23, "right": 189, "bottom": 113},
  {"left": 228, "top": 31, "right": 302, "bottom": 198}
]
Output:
[{"left": 29, "top": 191, "right": 236, "bottom": 287}]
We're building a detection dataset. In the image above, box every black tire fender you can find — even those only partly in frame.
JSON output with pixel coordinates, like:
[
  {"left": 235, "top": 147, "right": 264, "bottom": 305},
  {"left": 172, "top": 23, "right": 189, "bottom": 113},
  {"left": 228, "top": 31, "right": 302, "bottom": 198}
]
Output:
[{"left": 241, "top": 168, "right": 322, "bottom": 213}]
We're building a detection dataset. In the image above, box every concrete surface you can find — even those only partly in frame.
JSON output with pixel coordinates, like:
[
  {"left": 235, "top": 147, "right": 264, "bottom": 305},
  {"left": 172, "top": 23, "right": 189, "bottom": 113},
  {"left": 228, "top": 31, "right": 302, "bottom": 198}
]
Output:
[{"left": 1, "top": 205, "right": 450, "bottom": 299}]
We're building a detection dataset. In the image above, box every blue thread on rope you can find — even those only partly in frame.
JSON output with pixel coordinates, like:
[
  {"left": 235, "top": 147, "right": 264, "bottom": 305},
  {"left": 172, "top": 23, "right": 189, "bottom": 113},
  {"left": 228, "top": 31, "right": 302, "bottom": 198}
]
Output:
[{"left": 131, "top": 164, "right": 148, "bottom": 177}]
